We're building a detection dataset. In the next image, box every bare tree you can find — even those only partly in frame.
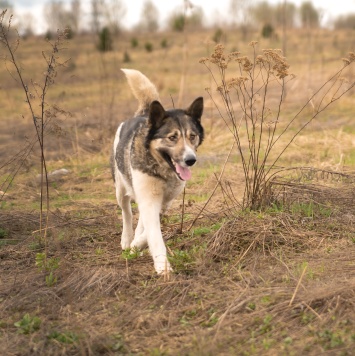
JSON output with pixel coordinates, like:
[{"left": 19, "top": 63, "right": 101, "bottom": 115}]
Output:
[
  {"left": 275, "top": 1, "right": 296, "bottom": 28},
  {"left": 300, "top": 1, "right": 319, "bottom": 28},
  {"left": 139, "top": 0, "right": 159, "bottom": 32},
  {"left": 249, "top": 1, "right": 275, "bottom": 27},
  {"left": 44, "top": 1, "right": 65, "bottom": 33},
  {"left": 44, "top": 0, "right": 81, "bottom": 34},
  {"left": 91, "top": 0, "right": 126, "bottom": 34},
  {"left": 229, "top": 0, "right": 251, "bottom": 27},
  {"left": 0, "top": 0, "right": 13, "bottom": 24},
  {"left": 16, "top": 12, "right": 35, "bottom": 37},
  {"left": 70, "top": 0, "right": 81, "bottom": 33}
]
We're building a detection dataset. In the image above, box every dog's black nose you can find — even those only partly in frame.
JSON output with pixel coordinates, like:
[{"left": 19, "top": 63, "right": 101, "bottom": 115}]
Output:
[{"left": 185, "top": 157, "right": 196, "bottom": 167}]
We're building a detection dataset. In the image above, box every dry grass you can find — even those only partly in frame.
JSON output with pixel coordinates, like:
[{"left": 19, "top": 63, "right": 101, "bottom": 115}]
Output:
[
  {"left": 1, "top": 181, "right": 355, "bottom": 355},
  {"left": 1, "top": 26, "right": 355, "bottom": 355}
]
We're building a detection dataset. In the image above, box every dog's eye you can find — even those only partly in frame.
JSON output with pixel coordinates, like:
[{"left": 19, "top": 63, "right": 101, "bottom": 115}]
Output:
[
  {"left": 190, "top": 134, "right": 196, "bottom": 141},
  {"left": 168, "top": 135, "right": 177, "bottom": 141}
]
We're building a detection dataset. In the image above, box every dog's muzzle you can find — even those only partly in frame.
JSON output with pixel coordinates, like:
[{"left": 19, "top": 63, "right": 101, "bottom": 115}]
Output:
[{"left": 184, "top": 155, "right": 196, "bottom": 167}]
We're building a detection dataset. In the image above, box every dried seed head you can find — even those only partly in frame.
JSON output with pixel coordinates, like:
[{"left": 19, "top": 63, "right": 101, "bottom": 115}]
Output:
[
  {"left": 199, "top": 57, "right": 209, "bottom": 64},
  {"left": 235, "top": 56, "right": 253, "bottom": 72},
  {"left": 228, "top": 51, "right": 241, "bottom": 60},
  {"left": 227, "top": 76, "right": 249, "bottom": 89},
  {"left": 262, "top": 49, "right": 290, "bottom": 79}
]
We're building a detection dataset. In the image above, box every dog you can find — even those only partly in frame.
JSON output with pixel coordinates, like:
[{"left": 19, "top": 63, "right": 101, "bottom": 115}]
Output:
[{"left": 111, "top": 69, "right": 204, "bottom": 274}]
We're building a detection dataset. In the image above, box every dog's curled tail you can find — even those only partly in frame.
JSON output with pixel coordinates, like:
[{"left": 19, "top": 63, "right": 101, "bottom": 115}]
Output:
[{"left": 121, "top": 68, "right": 160, "bottom": 116}]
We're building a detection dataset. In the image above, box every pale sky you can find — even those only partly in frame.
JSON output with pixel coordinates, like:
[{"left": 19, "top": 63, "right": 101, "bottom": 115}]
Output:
[{"left": 8, "top": 0, "right": 355, "bottom": 33}]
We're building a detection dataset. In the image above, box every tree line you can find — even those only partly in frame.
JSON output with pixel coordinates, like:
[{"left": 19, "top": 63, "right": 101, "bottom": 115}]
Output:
[{"left": 0, "top": 0, "right": 354, "bottom": 38}]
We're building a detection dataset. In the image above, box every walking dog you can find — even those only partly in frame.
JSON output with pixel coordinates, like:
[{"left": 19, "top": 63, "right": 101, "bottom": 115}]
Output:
[{"left": 112, "top": 69, "right": 204, "bottom": 273}]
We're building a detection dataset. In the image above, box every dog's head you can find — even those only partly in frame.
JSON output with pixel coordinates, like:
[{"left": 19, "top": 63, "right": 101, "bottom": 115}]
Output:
[{"left": 146, "top": 97, "right": 204, "bottom": 181}]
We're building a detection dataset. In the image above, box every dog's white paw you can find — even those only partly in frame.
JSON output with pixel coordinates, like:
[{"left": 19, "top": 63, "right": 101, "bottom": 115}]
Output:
[
  {"left": 154, "top": 255, "right": 173, "bottom": 274},
  {"left": 121, "top": 240, "right": 131, "bottom": 250},
  {"left": 121, "top": 232, "right": 133, "bottom": 250},
  {"left": 130, "top": 234, "right": 148, "bottom": 250}
]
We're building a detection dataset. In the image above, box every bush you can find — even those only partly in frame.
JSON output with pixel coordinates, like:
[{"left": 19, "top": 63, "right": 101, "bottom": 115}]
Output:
[
  {"left": 123, "top": 50, "right": 131, "bottom": 63},
  {"left": 131, "top": 37, "right": 138, "bottom": 48},
  {"left": 161, "top": 38, "right": 168, "bottom": 49},
  {"left": 171, "top": 14, "right": 185, "bottom": 32},
  {"left": 144, "top": 42, "right": 153, "bottom": 52},
  {"left": 261, "top": 23, "right": 274, "bottom": 38},
  {"left": 65, "top": 26, "right": 74, "bottom": 39},
  {"left": 200, "top": 43, "right": 355, "bottom": 209},
  {"left": 44, "top": 30, "right": 53, "bottom": 40},
  {"left": 334, "top": 14, "right": 355, "bottom": 29},
  {"left": 97, "top": 27, "right": 113, "bottom": 52},
  {"left": 213, "top": 28, "right": 223, "bottom": 43}
]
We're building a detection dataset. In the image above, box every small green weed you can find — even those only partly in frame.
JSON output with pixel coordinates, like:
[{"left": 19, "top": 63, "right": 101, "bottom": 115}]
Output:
[
  {"left": 14, "top": 314, "right": 41, "bottom": 334},
  {"left": 265, "top": 202, "right": 285, "bottom": 213},
  {"left": 300, "top": 311, "right": 315, "bottom": 325},
  {"left": 122, "top": 247, "right": 142, "bottom": 260},
  {"left": 35, "top": 253, "right": 60, "bottom": 287},
  {"left": 260, "top": 295, "right": 272, "bottom": 305},
  {"left": 35, "top": 253, "right": 60, "bottom": 272},
  {"left": 95, "top": 247, "right": 104, "bottom": 255},
  {"left": 110, "top": 333, "right": 127, "bottom": 352},
  {"left": 192, "top": 222, "right": 221, "bottom": 237},
  {"left": 246, "top": 302, "right": 256, "bottom": 311},
  {"left": 202, "top": 308, "right": 219, "bottom": 328},
  {"left": 192, "top": 226, "right": 212, "bottom": 236},
  {"left": 149, "top": 347, "right": 168, "bottom": 356},
  {"left": 0, "top": 227, "right": 8, "bottom": 238},
  {"left": 0, "top": 227, "right": 17, "bottom": 246},
  {"left": 168, "top": 248, "right": 199, "bottom": 272},
  {"left": 45, "top": 272, "right": 57, "bottom": 287},
  {"left": 290, "top": 201, "right": 332, "bottom": 218},
  {"left": 317, "top": 329, "right": 345, "bottom": 350},
  {"left": 48, "top": 330, "right": 78, "bottom": 344}
]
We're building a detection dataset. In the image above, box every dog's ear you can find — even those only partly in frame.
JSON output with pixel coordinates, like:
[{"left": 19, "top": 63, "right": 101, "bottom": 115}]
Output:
[
  {"left": 149, "top": 100, "right": 166, "bottom": 128},
  {"left": 186, "top": 97, "right": 203, "bottom": 122}
]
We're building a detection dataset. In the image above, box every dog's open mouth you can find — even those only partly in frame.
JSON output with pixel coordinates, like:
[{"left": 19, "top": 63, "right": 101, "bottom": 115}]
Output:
[{"left": 162, "top": 152, "right": 191, "bottom": 181}]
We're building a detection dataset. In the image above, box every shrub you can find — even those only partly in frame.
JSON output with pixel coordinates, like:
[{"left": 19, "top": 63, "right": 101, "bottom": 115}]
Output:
[
  {"left": 200, "top": 43, "right": 355, "bottom": 210},
  {"left": 144, "top": 42, "right": 153, "bottom": 52},
  {"left": 212, "top": 28, "right": 223, "bottom": 43},
  {"left": 97, "top": 26, "right": 113, "bottom": 52},
  {"left": 131, "top": 37, "right": 138, "bottom": 48},
  {"left": 261, "top": 23, "right": 274, "bottom": 38},
  {"left": 123, "top": 50, "right": 131, "bottom": 63},
  {"left": 171, "top": 13, "right": 185, "bottom": 32},
  {"left": 161, "top": 38, "right": 168, "bottom": 48}
]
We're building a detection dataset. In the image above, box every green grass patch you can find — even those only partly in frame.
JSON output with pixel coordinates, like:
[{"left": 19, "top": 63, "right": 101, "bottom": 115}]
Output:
[
  {"left": 48, "top": 330, "right": 79, "bottom": 344},
  {"left": 14, "top": 314, "right": 41, "bottom": 334}
]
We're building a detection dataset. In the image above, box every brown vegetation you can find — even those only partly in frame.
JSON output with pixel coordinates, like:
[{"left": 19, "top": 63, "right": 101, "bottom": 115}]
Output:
[{"left": 1, "top": 11, "right": 355, "bottom": 355}]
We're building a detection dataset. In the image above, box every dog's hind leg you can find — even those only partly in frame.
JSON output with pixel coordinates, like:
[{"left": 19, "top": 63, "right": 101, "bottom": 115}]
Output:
[{"left": 116, "top": 184, "right": 134, "bottom": 250}]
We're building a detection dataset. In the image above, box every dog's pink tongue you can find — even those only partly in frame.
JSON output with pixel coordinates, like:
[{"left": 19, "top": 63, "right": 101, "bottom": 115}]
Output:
[{"left": 176, "top": 164, "right": 191, "bottom": 181}]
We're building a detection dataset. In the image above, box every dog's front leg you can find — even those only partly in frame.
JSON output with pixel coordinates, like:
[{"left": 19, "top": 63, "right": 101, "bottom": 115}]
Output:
[
  {"left": 138, "top": 201, "right": 172, "bottom": 274},
  {"left": 133, "top": 172, "right": 172, "bottom": 274}
]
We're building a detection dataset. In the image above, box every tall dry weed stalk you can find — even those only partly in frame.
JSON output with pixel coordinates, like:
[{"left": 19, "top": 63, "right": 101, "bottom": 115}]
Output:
[
  {"left": 0, "top": 10, "right": 70, "bottom": 250},
  {"left": 200, "top": 42, "right": 355, "bottom": 210}
]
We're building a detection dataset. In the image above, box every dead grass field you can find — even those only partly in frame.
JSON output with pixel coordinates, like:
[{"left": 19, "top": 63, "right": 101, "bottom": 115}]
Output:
[{"left": 1, "top": 26, "right": 355, "bottom": 355}]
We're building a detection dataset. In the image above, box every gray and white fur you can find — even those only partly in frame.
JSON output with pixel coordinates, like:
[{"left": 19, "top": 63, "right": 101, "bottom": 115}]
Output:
[{"left": 112, "top": 69, "right": 204, "bottom": 274}]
